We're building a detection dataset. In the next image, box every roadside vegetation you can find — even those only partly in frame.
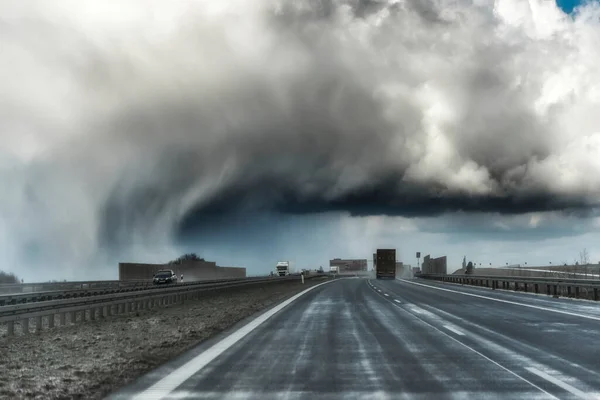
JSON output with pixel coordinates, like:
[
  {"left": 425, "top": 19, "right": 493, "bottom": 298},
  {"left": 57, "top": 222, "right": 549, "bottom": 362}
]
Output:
[
  {"left": 0, "top": 271, "right": 19, "bottom": 284},
  {"left": 168, "top": 252, "right": 205, "bottom": 265}
]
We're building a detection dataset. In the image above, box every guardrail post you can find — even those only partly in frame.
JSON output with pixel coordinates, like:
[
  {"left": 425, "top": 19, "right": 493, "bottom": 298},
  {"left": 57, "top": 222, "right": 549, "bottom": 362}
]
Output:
[
  {"left": 48, "top": 314, "right": 55, "bottom": 328},
  {"left": 514, "top": 282, "right": 519, "bottom": 291},
  {"left": 35, "top": 316, "right": 42, "bottom": 333},
  {"left": 101, "top": 306, "right": 107, "bottom": 318},
  {"left": 534, "top": 284, "right": 539, "bottom": 294},
  {"left": 594, "top": 288, "right": 599, "bottom": 301},
  {"left": 575, "top": 286, "right": 580, "bottom": 298},
  {"left": 524, "top": 283, "right": 528, "bottom": 293},
  {"left": 553, "top": 285, "right": 558, "bottom": 297},
  {"left": 60, "top": 313, "right": 66, "bottom": 325},
  {"left": 69, "top": 311, "right": 75, "bottom": 323},
  {"left": 7, "top": 321, "right": 14, "bottom": 336},
  {"left": 567, "top": 286, "right": 572, "bottom": 297},
  {"left": 91, "top": 308, "right": 96, "bottom": 321},
  {"left": 22, "top": 318, "right": 29, "bottom": 334}
]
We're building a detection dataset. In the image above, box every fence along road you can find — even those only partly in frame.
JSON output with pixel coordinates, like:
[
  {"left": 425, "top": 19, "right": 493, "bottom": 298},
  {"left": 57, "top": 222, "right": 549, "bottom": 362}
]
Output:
[{"left": 0, "top": 275, "right": 319, "bottom": 337}]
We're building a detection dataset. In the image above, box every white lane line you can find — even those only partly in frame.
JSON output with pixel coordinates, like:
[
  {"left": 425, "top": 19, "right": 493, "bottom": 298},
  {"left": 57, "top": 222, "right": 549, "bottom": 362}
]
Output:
[
  {"left": 400, "top": 279, "right": 600, "bottom": 322},
  {"left": 394, "top": 299, "right": 402, "bottom": 304},
  {"left": 525, "top": 367, "right": 590, "bottom": 399},
  {"left": 384, "top": 293, "right": 389, "bottom": 297},
  {"left": 443, "top": 324, "right": 465, "bottom": 336},
  {"left": 132, "top": 279, "right": 335, "bottom": 400},
  {"left": 388, "top": 303, "right": 558, "bottom": 399}
]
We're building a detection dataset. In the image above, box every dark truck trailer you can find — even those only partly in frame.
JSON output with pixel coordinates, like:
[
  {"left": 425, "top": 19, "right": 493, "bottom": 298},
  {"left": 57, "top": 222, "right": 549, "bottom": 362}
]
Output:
[{"left": 376, "top": 249, "right": 396, "bottom": 279}]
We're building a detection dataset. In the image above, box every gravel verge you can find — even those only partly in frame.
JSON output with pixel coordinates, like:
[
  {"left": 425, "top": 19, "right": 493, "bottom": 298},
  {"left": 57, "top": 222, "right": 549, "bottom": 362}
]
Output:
[{"left": 0, "top": 278, "right": 328, "bottom": 400}]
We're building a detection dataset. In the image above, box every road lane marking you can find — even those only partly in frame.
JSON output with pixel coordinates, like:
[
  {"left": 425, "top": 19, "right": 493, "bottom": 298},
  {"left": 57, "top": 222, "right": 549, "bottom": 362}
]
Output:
[
  {"left": 443, "top": 324, "right": 465, "bottom": 336},
  {"left": 525, "top": 368, "right": 590, "bottom": 399},
  {"left": 400, "top": 279, "right": 600, "bottom": 322},
  {"left": 394, "top": 299, "right": 402, "bottom": 304},
  {"left": 132, "top": 279, "right": 335, "bottom": 400},
  {"left": 384, "top": 293, "right": 389, "bottom": 297},
  {"left": 386, "top": 302, "right": 559, "bottom": 399}
]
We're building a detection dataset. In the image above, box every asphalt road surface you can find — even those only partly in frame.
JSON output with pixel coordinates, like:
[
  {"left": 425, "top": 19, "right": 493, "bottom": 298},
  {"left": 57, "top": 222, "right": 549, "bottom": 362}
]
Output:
[{"left": 108, "top": 277, "right": 600, "bottom": 400}]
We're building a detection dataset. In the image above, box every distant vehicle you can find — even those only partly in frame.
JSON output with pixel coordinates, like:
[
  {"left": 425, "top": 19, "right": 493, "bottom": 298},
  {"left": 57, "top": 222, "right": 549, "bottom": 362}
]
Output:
[
  {"left": 376, "top": 249, "right": 396, "bottom": 279},
  {"left": 329, "top": 266, "right": 339, "bottom": 274},
  {"left": 153, "top": 269, "right": 177, "bottom": 285},
  {"left": 275, "top": 261, "right": 290, "bottom": 277}
]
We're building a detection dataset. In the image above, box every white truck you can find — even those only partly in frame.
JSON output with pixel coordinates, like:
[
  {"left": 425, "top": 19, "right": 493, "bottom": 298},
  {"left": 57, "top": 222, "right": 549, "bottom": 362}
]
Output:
[{"left": 275, "top": 261, "right": 290, "bottom": 276}]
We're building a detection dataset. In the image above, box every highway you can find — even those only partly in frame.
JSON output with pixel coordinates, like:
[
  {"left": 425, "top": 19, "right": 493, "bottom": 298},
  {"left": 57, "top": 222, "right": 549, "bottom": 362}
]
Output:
[{"left": 109, "top": 277, "right": 600, "bottom": 400}]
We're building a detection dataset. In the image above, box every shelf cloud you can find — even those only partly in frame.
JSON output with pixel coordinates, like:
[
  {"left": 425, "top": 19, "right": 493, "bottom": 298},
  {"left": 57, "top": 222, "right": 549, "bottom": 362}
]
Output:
[{"left": 1, "top": 0, "right": 599, "bottom": 275}]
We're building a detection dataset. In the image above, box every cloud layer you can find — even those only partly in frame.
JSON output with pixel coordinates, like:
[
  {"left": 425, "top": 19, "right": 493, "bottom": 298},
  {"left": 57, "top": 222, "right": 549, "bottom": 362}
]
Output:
[{"left": 1, "top": 0, "right": 600, "bottom": 276}]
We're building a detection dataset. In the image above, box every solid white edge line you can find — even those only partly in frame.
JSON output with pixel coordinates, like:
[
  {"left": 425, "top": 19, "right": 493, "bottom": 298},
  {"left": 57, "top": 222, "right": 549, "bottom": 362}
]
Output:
[
  {"left": 388, "top": 302, "right": 559, "bottom": 398},
  {"left": 525, "top": 367, "right": 590, "bottom": 399},
  {"left": 372, "top": 278, "right": 556, "bottom": 398},
  {"left": 443, "top": 324, "right": 465, "bottom": 336},
  {"left": 393, "top": 299, "right": 402, "bottom": 304},
  {"left": 132, "top": 279, "right": 336, "bottom": 400},
  {"left": 399, "top": 279, "right": 600, "bottom": 322}
]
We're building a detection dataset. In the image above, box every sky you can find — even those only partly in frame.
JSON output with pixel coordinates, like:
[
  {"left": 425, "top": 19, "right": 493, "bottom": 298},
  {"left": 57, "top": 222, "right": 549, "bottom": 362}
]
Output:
[
  {"left": 1, "top": 0, "right": 600, "bottom": 282},
  {"left": 556, "top": 0, "right": 587, "bottom": 13}
]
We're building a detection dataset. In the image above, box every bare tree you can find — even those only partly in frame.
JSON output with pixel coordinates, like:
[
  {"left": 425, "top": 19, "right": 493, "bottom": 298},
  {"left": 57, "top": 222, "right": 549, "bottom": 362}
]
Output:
[{"left": 168, "top": 253, "right": 205, "bottom": 265}]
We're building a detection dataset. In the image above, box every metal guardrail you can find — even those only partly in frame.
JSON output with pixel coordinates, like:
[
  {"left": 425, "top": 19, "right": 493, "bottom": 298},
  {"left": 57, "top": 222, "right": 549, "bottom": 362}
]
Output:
[
  {"left": 0, "top": 279, "right": 151, "bottom": 295},
  {"left": 0, "top": 275, "right": 322, "bottom": 337},
  {"left": 418, "top": 274, "right": 600, "bottom": 301},
  {"left": 0, "top": 276, "right": 262, "bottom": 307}
]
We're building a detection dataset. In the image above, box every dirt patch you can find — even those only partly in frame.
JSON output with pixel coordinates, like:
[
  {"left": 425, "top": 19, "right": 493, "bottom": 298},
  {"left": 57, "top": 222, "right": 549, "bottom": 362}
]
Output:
[{"left": 0, "top": 278, "right": 328, "bottom": 399}]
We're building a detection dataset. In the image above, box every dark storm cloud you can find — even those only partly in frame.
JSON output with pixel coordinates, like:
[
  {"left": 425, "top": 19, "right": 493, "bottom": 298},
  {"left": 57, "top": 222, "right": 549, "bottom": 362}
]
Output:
[{"left": 1, "top": 0, "right": 600, "bottom": 272}]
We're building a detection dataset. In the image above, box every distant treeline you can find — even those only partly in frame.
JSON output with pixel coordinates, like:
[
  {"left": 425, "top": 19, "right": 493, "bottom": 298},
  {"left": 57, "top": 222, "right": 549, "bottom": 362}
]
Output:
[
  {"left": 168, "top": 253, "right": 205, "bottom": 265},
  {"left": 0, "top": 270, "right": 19, "bottom": 284}
]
